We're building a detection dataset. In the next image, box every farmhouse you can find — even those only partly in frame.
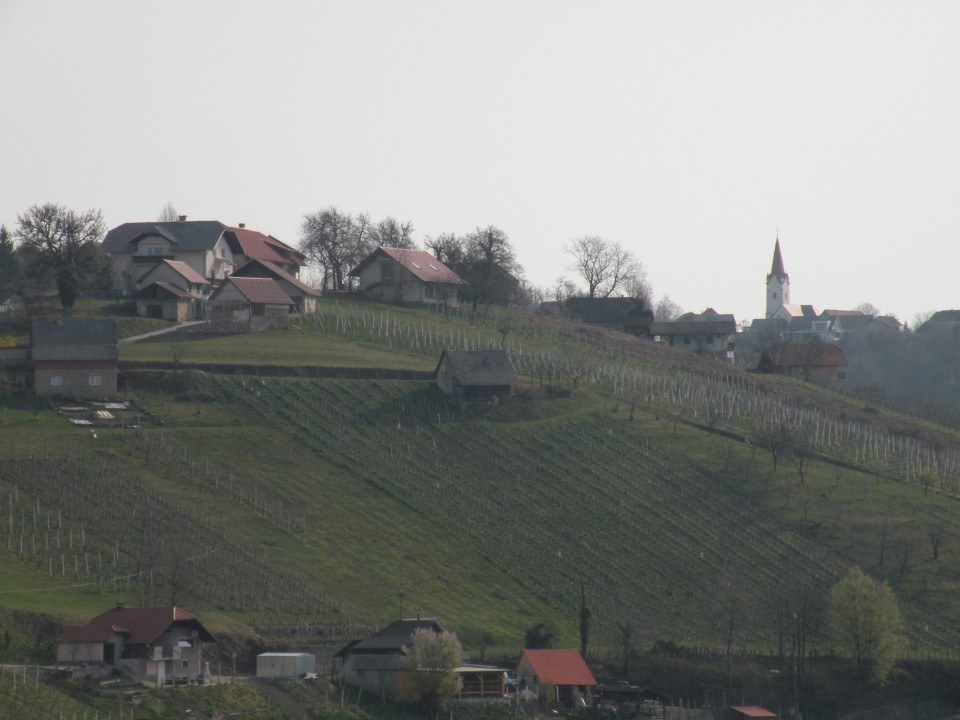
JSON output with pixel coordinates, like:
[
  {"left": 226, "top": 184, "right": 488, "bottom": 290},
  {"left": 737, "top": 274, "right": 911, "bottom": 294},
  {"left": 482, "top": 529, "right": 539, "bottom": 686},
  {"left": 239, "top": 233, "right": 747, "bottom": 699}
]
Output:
[
  {"left": 350, "top": 247, "right": 465, "bottom": 306},
  {"left": 649, "top": 309, "right": 737, "bottom": 361},
  {"left": 338, "top": 618, "right": 447, "bottom": 701},
  {"left": 205, "top": 277, "right": 293, "bottom": 329},
  {"left": 515, "top": 649, "right": 596, "bottom": 707},
  {"left": 758, "top": 342, "right": 847, "bottom": 387},
  {"left": 31, "top": 319, "right": 119, "bottom": 399},
  {"left": 57, "top": 604, "right": 215, "bottom": 687},
  {"left": 232, "top": 258, "right": 321, "bottom": 315},
  {"left": 435, "top": 350, "right": 519, "bottom": 402}
]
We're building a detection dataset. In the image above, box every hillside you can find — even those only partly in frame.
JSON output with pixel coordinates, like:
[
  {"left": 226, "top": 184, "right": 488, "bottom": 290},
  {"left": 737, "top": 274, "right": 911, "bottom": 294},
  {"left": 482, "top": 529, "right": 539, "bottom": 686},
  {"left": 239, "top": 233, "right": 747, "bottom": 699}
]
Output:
[{"left": 4, "top": 296, "right": 960, "bottom": 669}]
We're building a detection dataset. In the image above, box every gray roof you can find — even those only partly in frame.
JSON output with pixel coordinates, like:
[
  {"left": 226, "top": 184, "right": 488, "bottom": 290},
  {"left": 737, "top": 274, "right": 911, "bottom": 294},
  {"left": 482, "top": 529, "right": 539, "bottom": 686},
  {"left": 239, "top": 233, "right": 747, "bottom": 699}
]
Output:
[
  {"left": 31, "top": 320, "right": 118, "bottom": 361},
  {"left": 437, "top": 350, "right": 519, "bottom": 387},
  {"left": 566, "top": 297, "right": 651, "bottom": 326},
  {"left": 347, "top": 619, "right": 445, "bottom": 654},
  {"left": 102, "top": 221, "right": 229, "bottom": 253},
  {"left": 650, "top": 319, "right": 736, "bottom": 336}
]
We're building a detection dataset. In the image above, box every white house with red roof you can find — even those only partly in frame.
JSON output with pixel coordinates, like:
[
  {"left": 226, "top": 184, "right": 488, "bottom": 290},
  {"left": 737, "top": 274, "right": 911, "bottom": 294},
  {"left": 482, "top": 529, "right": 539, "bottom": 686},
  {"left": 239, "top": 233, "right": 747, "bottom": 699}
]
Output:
[
  {"left": 349, "top": 247, "right": 465, "bottom": 306},
  {"left": 226, "top": 224, "right": 306, "bottom": 277},
  {"left": 136, "top": 259, "right": 211, "bottom": 298},
  {"left": 515, "top": 649, "right": 596, "bottom": 707},
  {"left": 57, "top": 604, "right": 215, "bottom": 686}
]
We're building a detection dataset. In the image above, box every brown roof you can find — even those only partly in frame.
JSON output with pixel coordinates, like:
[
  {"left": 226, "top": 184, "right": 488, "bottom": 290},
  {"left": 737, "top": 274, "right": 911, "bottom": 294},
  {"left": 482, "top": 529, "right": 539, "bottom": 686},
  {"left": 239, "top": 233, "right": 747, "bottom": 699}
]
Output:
[
  {"left": 141, "top": 259, "right": 210, "bottom": 286},
  {"left": 211, "top": 277, "right": 292, "bottom": 306},
  {"left": 234, "top": 259, "right": 320, "bottom": 297},
  {"left": 517, "top": 649, "right": 596, "bottom": 686},
  {"left": 227, "top": 227, "right": 305, "bottom": 267},
  {"left": 31, "top": 320, "right": 118, "bottom": 362},
  {"left": 762, "top": 342, "right": 847, "bottom": 368},
  {"left": 732, "top": 707, "right": 777, "bottom": 719},
  {"left": 350, "top": 247, "right": 464, "bottom": 285},
  {"left": 135, "top": 282, "right": 193, "bottom": 300},
  {"left": 58, "top": 606, "right": 215, "bottom": 645}
]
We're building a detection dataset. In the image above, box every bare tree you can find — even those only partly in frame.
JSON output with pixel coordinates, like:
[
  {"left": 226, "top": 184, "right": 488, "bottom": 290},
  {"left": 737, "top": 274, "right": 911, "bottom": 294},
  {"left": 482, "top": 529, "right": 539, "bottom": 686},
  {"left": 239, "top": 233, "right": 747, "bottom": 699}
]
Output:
[
  {"left": 299, "top": 207, "right": 373, "bottom": 291},
  {"left": 654, "top": 295, "right": 684, "bottom": 321},
  {"left": 424, "top": 232, "right": 466, "bottom": 269},
  {"left": 565, "top": 236, "right": 646, "bottom": 298},
  {"left": 855, "top": 302, "right": 880, "bottom": 317},
  {"left": 370, "top": 216, "right": 416, "bottom": 249},
  {"left": 15, "top": 203, "right": 107, "bottom": 310},
  {"left": 158, "top": 202, "right": 179, "bottom": 222}
]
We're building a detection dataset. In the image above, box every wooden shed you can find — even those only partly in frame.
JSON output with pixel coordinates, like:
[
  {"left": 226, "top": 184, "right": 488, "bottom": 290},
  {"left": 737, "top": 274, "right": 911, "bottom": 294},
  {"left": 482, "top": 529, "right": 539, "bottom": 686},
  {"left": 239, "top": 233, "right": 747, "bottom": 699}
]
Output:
[{"left": 435, "top": 350, "right": 519, "bottom": 402}]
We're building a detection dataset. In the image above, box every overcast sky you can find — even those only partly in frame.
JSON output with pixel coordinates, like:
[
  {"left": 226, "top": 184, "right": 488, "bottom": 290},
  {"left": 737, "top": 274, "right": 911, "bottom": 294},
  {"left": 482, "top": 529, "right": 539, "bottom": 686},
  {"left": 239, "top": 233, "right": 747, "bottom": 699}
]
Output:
[{"left": 2, "top": 1, "right": 959, "bottom": 325}]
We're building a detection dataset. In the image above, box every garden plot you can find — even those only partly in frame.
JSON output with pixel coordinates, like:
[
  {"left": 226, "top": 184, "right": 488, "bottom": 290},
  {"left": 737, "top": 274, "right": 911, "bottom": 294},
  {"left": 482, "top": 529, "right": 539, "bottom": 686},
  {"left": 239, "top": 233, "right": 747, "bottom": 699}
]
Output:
[{"left": 54, "top": 400, "right": 153, "bottom": 429}]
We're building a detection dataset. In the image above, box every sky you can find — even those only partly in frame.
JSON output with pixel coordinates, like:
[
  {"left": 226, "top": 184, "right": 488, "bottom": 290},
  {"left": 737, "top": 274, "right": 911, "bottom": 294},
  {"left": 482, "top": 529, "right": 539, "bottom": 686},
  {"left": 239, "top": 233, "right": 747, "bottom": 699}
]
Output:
[{"left": 2, "top": 1, "right": 959, "bottom": 326}]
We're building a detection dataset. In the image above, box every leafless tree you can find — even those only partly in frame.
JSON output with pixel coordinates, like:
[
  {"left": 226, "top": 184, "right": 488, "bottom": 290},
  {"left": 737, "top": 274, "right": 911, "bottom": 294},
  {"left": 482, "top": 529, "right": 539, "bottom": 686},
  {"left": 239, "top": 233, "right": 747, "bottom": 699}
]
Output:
[
  {"left": 855, "top": 302, "right": 880, "bottom": 317},
  {"left": 158, "top": 201, "right": 179, "bottom": 222},
  {"left": 928, "top": 525, "right": 943, "bottom": 560},
  {"left": 424, "top": 232, "right": 465, "bottom": 268},
  {"left": 654, "top": 295, "right": 684, "bottom": 321},
  {"left": 565, "top": 236, "right": 646, "bottom": 299},
  {"left": 370, "top": 216, "right": 416, "bottom": 249},
  {"left": 299, "top": 207, "right": 373, "bottom": 291}
]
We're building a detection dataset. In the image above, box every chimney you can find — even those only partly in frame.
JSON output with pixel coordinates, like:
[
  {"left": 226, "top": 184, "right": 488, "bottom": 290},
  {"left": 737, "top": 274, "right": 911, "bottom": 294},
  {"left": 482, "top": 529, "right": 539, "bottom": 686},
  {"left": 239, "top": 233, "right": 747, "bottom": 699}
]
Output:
[
  {"left": 239, "top": 223, "right": 246, "bottom": 229},
  {"left": 178, "top": 215, "right": 187, "bottom": 223}
]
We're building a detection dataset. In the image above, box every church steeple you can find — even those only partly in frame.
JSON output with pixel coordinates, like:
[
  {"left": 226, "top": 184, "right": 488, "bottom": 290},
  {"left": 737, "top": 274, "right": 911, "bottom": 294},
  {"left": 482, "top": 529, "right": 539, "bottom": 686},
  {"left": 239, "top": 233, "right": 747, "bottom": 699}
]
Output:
[{"left": 765, "top": 236, "right": 790, "bottom": 318}]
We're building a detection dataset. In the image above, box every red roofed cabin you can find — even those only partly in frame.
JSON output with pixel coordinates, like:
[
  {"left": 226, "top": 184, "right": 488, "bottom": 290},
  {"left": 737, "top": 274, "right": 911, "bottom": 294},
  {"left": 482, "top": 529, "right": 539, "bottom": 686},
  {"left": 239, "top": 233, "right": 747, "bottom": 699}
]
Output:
[
  {"left": 350, "top": 247, "right": 465, "bottom": 306},
  {"left": 516, "top": 649, "right": 596, "bottom": 707},
  {"left": 57, "top": 604, "right": 215, "bottom": 686},
  {"left": 757, "top": 342, "right": 847, "bottom": 388},
  {"left": 731, "top": 706, "right": 777, "bottom": 719},
  {"left": 205, "top": 276, "right": 293, "bottom": 330}
]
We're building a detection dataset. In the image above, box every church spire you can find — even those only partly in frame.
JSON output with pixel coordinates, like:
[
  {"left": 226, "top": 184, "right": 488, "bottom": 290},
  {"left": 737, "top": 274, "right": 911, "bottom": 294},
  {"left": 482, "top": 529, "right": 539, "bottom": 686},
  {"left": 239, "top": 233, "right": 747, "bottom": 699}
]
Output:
[
  {"left": 765, "top": 235, "right": 790, "bottom": 318},
  {"left": 769, "top": 236, "right": 787, "bottom": 280}
]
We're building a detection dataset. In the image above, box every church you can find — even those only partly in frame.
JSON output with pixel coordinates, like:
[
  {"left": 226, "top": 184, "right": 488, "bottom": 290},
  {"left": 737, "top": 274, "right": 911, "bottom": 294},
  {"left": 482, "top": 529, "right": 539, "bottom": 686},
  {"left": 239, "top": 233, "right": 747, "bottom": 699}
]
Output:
[{"left": 765, "top": 238, "right": 816, "bottom": 320}]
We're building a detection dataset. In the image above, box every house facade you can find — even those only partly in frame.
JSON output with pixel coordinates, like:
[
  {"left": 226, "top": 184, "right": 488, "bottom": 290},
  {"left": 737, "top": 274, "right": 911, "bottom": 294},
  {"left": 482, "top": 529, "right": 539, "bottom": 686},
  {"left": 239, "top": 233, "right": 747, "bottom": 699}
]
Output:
[
  {"left": 31, "top": 319, "right": 118, "bottom": 399},
  {"left": 57, "top": 604, "right": 215, "bottom": 687},
  {"left": 649, "top": 309, "right": 737, "bottom": 361},
  {"left": 134, "top": 283, "right": 197, "bottom": 322},
  {"left": 758, "top": 342, "right": 847, "bottom": 387},
  {"left": 350, "top": 247, "right": 464, "bottom": 306},
  {"left": 233, "top": 259, "right": 320, "bottom": 314}
]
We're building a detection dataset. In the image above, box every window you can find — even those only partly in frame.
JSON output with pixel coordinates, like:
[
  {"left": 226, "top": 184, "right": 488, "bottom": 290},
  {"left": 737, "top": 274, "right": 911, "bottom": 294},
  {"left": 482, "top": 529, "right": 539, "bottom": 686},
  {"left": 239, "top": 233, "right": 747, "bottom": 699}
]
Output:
[
  {"left": 88, "top": 375, "right": 102, "bottom": 386},
  {"left": 50, "top": 375, "right": 63, "bottom": 386},
  {"left": 380, "top": 262, "right": 394, "bottom": 281},
  {"left": 144, "top": 246, "right": 166, "bottom": 256}
]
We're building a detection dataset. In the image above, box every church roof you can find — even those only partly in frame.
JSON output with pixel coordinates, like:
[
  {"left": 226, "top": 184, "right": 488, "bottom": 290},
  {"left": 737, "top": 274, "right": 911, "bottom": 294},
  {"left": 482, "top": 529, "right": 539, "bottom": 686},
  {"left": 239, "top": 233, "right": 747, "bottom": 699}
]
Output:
[{"left": 768, "top": 239, "right": 788, "bottom": 280}]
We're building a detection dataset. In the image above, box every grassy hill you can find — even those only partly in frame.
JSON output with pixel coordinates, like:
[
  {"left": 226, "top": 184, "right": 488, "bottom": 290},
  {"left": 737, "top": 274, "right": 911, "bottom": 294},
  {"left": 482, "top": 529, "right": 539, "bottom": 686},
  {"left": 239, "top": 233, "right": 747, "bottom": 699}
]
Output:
[{"left": 4, "top": 295, "right": 960, "bottom": 672}]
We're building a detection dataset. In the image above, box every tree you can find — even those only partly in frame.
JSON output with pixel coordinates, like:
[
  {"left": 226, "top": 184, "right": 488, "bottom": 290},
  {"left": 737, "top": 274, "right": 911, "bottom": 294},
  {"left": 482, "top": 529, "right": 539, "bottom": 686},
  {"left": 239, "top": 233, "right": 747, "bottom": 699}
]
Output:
[
  {"left": 579, "top": 578, "right": 592, "bottom": 659},
  {"left": 654, "top": 295, "right": 683, "bottom": 321},
  {"left": 0, "top": 225, "right": 20, "bottom": 287},
  {"left": 370, "top": 216, "right": 416, "bottom": 249},
  {"left": 565, "top": 236, "right": 646, "bottom": 299},
  {"left": 158, "top": 201, "right": 179, "bottom": 222},
  {"left": 462, "top": 225, "right": 521, "bottom": 308},
  {"left": 827, "top": 566, "right": 906, "bottom": 687},
  {"left": 401, "top": 628, "right": 463, "bottom": 710},
  {"left": 424, "top": 232, "right": 466, "bottom": 269},
  {"left": 299, "top": 207, "right": 373, "bottom": 291},
  {"left": 855, "top": 302, "right": 880, "bottom": 317},
  {"left": 15, "top": 203, "right": 107, "bottom": 310},
  {"left": 524, "top": 621, "right": 556, "bottom": 649}
]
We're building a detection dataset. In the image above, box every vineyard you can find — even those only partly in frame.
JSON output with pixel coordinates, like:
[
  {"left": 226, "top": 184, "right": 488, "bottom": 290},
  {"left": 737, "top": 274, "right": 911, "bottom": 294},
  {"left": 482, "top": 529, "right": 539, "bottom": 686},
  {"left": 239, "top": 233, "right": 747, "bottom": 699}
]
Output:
[{"left": 2, "top": 295, "right": 960, "bottom": 694}]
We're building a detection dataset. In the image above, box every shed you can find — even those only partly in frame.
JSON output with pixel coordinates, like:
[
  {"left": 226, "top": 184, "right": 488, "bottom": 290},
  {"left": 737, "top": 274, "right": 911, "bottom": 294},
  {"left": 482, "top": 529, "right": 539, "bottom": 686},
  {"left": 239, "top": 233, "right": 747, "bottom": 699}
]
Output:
[
  {"left": 515, "top": 649, "right": 595, "bottom": 707},
  {"left": 205, "top": 276, "right": 292, "bottom": 329},
  {"left": 256, "top": 652, "right": 316, "bottom": 679},
  {"left": 435, "top": 350, "right": 519, "bottom": 402}
]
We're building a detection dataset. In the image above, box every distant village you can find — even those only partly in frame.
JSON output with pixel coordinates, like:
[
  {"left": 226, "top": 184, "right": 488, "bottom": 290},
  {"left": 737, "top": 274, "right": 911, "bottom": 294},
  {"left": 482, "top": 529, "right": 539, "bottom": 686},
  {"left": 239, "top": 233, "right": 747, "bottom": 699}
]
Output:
[{"left": 3, "top": 214, "right": 958, "bottom": 404}]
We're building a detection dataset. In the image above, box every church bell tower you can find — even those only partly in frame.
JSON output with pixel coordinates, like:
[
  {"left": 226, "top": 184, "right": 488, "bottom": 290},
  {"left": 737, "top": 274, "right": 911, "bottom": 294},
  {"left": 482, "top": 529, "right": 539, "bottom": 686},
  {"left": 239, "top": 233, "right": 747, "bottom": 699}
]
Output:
[{"left": 766, "top": 237, "right": 790, "bottom": 318}]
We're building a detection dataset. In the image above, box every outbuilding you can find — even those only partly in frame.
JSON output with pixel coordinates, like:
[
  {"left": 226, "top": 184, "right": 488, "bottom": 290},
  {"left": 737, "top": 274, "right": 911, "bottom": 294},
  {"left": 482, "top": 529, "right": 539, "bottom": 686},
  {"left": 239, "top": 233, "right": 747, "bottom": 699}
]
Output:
[{"left": 256, "top": 652, "right": 316, "bottom": 679}]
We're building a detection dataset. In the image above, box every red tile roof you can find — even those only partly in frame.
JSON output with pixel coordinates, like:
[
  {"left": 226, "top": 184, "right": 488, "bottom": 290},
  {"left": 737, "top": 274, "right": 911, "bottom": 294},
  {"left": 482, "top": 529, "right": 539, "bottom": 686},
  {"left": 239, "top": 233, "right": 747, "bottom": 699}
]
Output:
[
  {"left": 213, "top": 277, "right": 292, "bottom": 305},
  {"left": 517, "top": 649, "right": 596, "bottom": 686},
  {"left": 58, "top": 606, "right": 214, "bottom": 645},
  {"left": 763, "top": 342, "right": 847, "bottom": 368},
  {"left": 350, "top": 247, "right": 464, "bottom": 285},
  {"left": 158, "top": 259, "right": 210, "bottom": 285},
  {"left": 228, "top": 227, "right": 305, "bottom": 267},
  {"left": 732, "top": 707, "right": 777, "bottom": 718},
  {"left": 235, "top": 259, "right": 320, "bottom": 297}
]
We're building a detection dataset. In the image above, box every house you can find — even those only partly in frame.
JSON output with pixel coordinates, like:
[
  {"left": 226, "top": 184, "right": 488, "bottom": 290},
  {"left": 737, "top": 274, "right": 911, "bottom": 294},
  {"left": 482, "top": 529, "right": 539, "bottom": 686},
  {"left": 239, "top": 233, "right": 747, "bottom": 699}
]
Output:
[
  {"left": 101, "top": 218, "right": 302, "bottom": 293},
  {"left": 0, "top": 346, "right": 30, "bottom": 390},
  {"left": 435, "top": 350, "right": 519, "bottom": 402},
  {"left": 349, "top": 247, "right": 465, "bottom": 306},
  {"left": 515, "top": 649, "right": 596, "bottom": 707},
  {"left": 205, "top": 277, "right": 293, "bottom": 329},
  {"left": 649, "top": 309, "right": 737, "bottom": 360},
  {"left": 232, "top": 258, "right": 321, "bottom": 314},
  {"left": 31, "top": 319, "right": 118, "bottom": 399},
  {"left": 134, "top": 283, "right": 198, "bottom": 322},
  {"left": 917, "top": 310, "right": 960, "bottom": 337},
  {"left": 757, "top": 342, "right": 847, "bottom": 387},
  {"left": 0, "top": 290, "right": 25, "bottom": 318},
  {"left": 57, "top": 604, "right": 215, "bottom": 687},
  {"left": 338, "top": 618, "right": 447, "bottom": 701},
  {"left": 564, "top": 297, "right": 653, "bottom": 337},
  {"left": 136, "top": 259, "right": 211, "bottom": 297}
]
